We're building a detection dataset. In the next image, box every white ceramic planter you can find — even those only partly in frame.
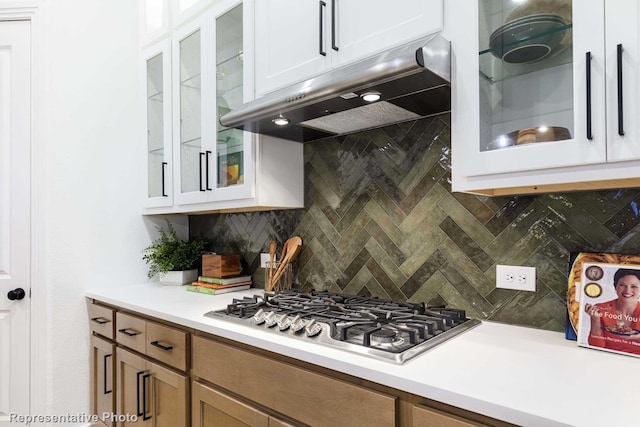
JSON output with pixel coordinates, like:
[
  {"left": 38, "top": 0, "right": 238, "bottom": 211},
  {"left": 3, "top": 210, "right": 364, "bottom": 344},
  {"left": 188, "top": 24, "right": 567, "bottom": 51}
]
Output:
[{"left": 159, "top": 269, "right": 198, "bottom": 286}]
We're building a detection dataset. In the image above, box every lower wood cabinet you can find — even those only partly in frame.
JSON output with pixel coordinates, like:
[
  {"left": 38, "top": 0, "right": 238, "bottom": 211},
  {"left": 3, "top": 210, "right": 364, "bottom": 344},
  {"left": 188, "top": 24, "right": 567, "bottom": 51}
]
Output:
[
  {"left": 89, "top": 299, "right": 514, "bottom": 427},
  {"left": 90, "top": 335, "right": 115, "bottom": 427},
  {"left": 116, "top": 347, "right": 189, "bottom": 426},
  {"left": 192, "top": 335, "right": 397, "bottom": 427},
  {"left": 192, "top": 381, "right": 295, "bottom": 427}
]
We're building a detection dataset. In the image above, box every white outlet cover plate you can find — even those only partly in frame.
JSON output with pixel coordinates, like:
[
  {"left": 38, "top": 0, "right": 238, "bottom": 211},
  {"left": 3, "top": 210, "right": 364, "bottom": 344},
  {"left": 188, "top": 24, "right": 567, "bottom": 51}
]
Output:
[
  {"left": 496, "top": 265, "right": 536, "bottom": 291},
  {"left": 260, "top": 253, "right": 272, "bottom": 268}
]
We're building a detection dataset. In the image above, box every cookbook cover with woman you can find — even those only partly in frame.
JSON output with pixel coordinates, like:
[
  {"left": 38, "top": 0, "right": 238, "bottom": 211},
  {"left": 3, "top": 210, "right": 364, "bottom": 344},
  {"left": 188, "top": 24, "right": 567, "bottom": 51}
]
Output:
[{"left": 578, "top": 263, "right": 640, "bottom": 357}]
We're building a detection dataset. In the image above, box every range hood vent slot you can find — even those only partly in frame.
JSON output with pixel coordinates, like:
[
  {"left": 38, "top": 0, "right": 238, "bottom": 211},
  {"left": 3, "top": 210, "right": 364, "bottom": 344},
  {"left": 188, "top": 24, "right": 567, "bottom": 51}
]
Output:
[{"left": 220, "top": 33, "right": 451, "bottom": 143}]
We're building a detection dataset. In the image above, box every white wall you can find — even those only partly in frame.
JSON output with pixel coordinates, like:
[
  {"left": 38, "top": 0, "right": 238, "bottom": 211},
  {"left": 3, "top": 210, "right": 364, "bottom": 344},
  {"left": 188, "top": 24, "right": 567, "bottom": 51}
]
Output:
[{"left": 39, "top": 0, "right": 152, "bottom": 417}]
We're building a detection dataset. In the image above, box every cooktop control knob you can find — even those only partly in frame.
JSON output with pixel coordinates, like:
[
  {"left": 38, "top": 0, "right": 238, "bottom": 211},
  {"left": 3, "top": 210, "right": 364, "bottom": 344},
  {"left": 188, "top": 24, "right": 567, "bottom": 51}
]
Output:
[
  {"left": 264, "top": 311, "right": 277, "bottom": 328},
  {"left": 290, "top": 315, "right": 306, "bottom": 333},
  {"left": 253, "top": 308, "right": 266, "bottom": 325},
  {"left": 305, "top": 319, "right": 322, "bottom": 337},
  {"left": 277, "top": 314, "right": 292, "bottom": 331}
]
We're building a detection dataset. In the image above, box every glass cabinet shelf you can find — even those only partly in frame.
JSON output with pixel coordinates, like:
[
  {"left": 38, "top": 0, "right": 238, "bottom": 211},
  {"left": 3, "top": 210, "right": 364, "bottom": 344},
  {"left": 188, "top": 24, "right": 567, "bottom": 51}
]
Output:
[
  {"left": 217, "top": 128, "right": 243, "bottom": 147},
  {"left": 148, "top": 90, "right": 164, "bottom": 102},
  {"left": 181, "top": 73, "right": 201, "bottom": 89},
  {"left": 217, "top": 50, "right": 243, "bottom": 68},
  {"left": 148, "top": 147, "right": 164, "bottom": 155},
  {"left": 479, "top": 24, "right": 573, "bottom": 82},
  {"left": 180, "top": 136, "right": 202, "bottom": 146}
]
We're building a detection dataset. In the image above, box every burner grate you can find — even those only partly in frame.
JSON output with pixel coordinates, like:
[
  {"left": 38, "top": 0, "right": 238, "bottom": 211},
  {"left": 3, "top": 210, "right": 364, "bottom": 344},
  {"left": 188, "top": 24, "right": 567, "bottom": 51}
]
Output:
[{"left": 205, "top": 290, "right": 480, "bottom": 364}]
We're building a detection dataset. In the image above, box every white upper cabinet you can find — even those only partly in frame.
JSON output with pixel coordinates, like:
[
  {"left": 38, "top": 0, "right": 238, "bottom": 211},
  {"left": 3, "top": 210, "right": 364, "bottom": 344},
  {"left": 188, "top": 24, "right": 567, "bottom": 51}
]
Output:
[
  {"left": 143, "top": 0, "right": 304, "bottom": 214},
  {"left": 143, "top": 40, "right": 173, "bottom": 209},
  {"left": 254, "top": 0, "right": 443, "bottom": 96},
  {"left": 172, "top": 12, "right": 213, "bottom": 205},
  {"left": 604, "top": 0, "right": 640, "bottom": 162},
  {"left": 451, "top": 0, "right": 640, "bottom": 195}
]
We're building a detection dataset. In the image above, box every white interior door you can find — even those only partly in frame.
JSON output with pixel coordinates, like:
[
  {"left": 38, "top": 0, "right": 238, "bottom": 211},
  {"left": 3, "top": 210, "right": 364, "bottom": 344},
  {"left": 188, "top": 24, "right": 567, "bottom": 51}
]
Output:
[{"left": 0, "top": 20, "right": 31, "bottom": 422}]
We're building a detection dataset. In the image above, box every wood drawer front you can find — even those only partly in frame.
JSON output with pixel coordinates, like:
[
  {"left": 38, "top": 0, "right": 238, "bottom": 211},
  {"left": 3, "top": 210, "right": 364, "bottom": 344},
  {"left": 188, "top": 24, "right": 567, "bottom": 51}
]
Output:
[
  {"left": 115, "top": 312, "right": 146, "bottom": 354},
  {"left": 88, "top": 303, "right": 114, "bottom": 339},
  {"left": 193, "top": 336, "right": 396, "bottom": 427},
  {"left": 146, "top": 321, "right": 187, "bottom": 371},
  {"left": 192, "top": 381, "right": 269, "bottom": 427},
  {"left": 413, "top": 405, "right": 488, "bottom": 427}
]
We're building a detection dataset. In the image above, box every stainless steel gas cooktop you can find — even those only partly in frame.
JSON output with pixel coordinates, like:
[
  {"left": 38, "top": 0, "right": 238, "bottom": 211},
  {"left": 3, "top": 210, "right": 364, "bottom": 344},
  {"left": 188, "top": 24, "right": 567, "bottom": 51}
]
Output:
[{"left": 205, "top": 290, "right": 481, "bottom": 364}]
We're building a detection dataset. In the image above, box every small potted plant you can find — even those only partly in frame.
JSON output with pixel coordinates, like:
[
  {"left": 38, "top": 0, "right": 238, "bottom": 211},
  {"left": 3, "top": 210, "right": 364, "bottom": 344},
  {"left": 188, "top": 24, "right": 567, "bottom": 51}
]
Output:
[{"left": 143, "top": 223, "right": 208, "bottom": 285}]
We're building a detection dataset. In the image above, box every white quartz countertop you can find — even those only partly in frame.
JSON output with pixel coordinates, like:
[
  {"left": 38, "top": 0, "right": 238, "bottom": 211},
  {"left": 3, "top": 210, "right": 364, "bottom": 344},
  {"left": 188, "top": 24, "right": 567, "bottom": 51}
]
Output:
[{"left": 87, "top": 283, "right": 638, "bottom": 427}]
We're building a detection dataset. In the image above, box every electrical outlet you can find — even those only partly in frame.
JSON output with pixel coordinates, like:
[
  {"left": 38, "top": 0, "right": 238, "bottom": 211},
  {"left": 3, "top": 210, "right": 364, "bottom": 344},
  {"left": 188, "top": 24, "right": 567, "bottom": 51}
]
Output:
[
  {"left": 260, "top": 253, "right": 271, "bottom": 268},
  {"left": 496, "top": 265, "right": 536, "bottom": 291}
]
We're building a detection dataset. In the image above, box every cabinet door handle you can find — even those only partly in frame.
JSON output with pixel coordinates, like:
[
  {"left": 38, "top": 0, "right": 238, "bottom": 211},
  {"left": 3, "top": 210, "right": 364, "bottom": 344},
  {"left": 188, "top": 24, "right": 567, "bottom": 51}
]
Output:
[
  {"left": 161, "top": 162, "right": 168, "bottom": 197},
  {"left": 205, "top": 150, "right": 212, "bottom": 190},
  {"left": 136, "top": 371, "right": 145, "bottom": 417},
  {"left": 586, "top": 51, "right": 593, "bottom": 140},
  {"left": 90, "top": 317, "right": 110, "bottom": 325},
  {"left": 103, "top": 354, "right": 112, "bottom": 395},
  {"left": 199, "top": 152, "right": 205, "bottom": 191},
  {"left": 118, "top": 328, "right": 140, "bottom": 337},
  {"left": 319, "top": 1, "right": 326, "bottom": 56},
  {"left": 617, "top": 43, "right": 625, "bottom": 136},
  {"left": 142, "top": 373, "right": 152, "bottom": 421},
  {"left": 331, "top": 0, "right": 338, "bottom": 51},
  {"left": 150, "top": 340, "right": 173, "bottom": 351}
]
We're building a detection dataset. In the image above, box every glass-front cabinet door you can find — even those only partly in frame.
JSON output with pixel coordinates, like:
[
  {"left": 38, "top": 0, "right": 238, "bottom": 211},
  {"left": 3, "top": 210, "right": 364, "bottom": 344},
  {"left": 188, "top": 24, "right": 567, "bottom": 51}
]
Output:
[
  {"left": 213, "top": 1, "right": 252, "bottom": 201},
  {"left": 173, "top": 0, "right": 251, "bottom": 205},
  {"left": 173, "top": 14, "right": 212, "bottom": 205},
  {"left": 453, "top": 0, "right": 607, "bottom": 178},
  {"left": 144, "top": 40, "right": 173, "bottom": 208}
]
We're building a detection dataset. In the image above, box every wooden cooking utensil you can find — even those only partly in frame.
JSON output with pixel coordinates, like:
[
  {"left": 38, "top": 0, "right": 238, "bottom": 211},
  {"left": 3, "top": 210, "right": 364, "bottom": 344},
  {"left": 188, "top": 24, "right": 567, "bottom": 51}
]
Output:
[
  {"left": 267, "top": 240, "right": 277, "bottom": 291},
  {"left": 270, "top": 236, "right": 302, "bottom": 289}
]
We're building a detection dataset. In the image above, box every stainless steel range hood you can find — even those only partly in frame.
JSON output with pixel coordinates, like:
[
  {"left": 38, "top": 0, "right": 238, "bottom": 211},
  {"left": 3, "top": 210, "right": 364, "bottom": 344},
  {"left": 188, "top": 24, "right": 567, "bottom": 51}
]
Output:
[{"left": 220, "top": 33, "right": 450, "bottom": 143}]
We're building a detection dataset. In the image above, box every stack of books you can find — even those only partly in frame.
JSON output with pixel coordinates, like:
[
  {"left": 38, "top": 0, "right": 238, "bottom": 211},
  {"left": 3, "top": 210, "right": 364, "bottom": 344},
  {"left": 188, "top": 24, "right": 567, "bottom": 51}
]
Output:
[{"left": 186, "top": 274, "right": 252, "bottom": 295}]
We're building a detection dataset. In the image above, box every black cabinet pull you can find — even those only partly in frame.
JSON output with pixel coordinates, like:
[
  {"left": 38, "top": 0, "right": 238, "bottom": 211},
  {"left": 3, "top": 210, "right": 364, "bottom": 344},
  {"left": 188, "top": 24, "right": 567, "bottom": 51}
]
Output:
[
  {"left": 319, "top": 1, "right": 326, "bottom": 56},
  {"left": 205, "top": 150, "right": 212, "bottom": 190},
  {"left": 331, "top": 0, "right": 338, "bottom": 51},
  {"left": 617, "top": 43, "right": 624, "bottom": 136},
  {"left": 199, "top": 152, "right": 205, "bottom": 191},
  {"left": 142, "top": 373, "right": 152, "bottom": 421},
  {"left": 103, "top": 354, "right": 112, "bottom": 394},
  {"left": 136, "top": 371, "right": 144, "bottom": 417},
  {"left": 586, "top": 51, "right": 593, "bottom": 140},
  {"left": 161, "top": 162, "right": 168, "bottom": 197},
  {"left": 91, "top": 317, "right": 110, "bottom": 325},
  {"left": 150, "top": 340, "right": 173, "bottom": 351},
  {"left": 118, "top": 328, "right": 140, "bottom": 337}
]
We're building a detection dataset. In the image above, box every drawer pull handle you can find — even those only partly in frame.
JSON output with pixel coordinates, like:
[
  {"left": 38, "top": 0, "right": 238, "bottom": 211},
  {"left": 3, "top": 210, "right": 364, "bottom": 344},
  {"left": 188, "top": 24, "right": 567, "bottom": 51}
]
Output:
[
  {"left": 331, "top": 0, "right": 338, "bottom": 51},
  {"left": 103, "top": 354, "right": 112, "bottom": 394},
  {"left": 319, "top": 1, "right": 326, "bottom": 56},
  {"left": 161, "top": 162, "right": 168, "bottom": 197},
  {"left": 142, "top": 373, "right": 152, "bottom": 421},
  {"left": 150, "top": 340, "right": 173, "bottom": 351},
  {"left": 151, "top": 341, "right": 173, "bottom": 351},
  {"left": 199, "top": 152, "right": 205, "bottom": 191},
  {"left": 617, "top": 43, "right": 625, "bottom": 136},
  {"left": 91, "top": 317, "right": 110, "bottom": 325},
  {"left": 205, "top": 150, "right": 212, "bottom": 191},
  {"left": 586, "top": 51, "right": 593, "bottom": 140},
  {"left": 118, "top": 328, "right": 140, "bottom": 337},
  {"left": 136, "top": 371, "right": 145, "bottom": 417}
]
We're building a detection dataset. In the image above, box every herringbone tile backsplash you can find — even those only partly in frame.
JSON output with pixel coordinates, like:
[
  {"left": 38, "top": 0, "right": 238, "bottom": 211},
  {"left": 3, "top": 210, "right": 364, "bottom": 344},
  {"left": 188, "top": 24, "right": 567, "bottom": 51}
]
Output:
[{"left": 190, "top": 113, "right": 640, "bottom": 332}]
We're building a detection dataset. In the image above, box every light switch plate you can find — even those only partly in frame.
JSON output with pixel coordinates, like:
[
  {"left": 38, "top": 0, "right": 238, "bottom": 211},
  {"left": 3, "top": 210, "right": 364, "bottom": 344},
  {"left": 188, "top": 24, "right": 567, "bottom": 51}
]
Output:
[{"left": 496, "top": 265, "right": 536, "bottom": 291}]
